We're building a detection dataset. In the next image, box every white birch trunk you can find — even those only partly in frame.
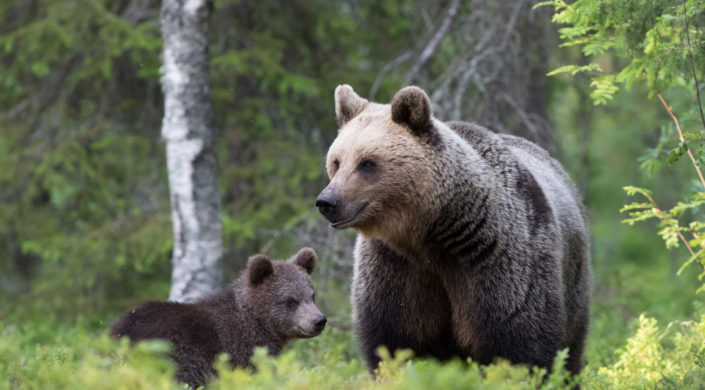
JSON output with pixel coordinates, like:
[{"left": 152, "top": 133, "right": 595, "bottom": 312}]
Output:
[{"left": 160, "top": 0, "right": 222, "bottom": 302}]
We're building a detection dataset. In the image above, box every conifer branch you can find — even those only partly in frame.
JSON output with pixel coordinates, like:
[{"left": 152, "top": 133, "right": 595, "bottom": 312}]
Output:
[
  {"left": 639, "top": 189, "right": 702, "bottom": 267},
  {"left": 683, "top": 0, "right": 705, "bottom": 130},
  {"left": 656, "top": 92, "right": 705, "bottom": 190}
]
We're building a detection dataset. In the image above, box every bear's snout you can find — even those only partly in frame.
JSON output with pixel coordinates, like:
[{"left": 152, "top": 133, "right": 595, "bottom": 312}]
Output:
[
  {"left": 294, "top": 303, "right": 326, "bottom": 338},
  {"left": 316, "top": 194, "right": 340, "bottom": 221},
  {"left": 314, "top": 315, "right": 327, "bottom": 332}
]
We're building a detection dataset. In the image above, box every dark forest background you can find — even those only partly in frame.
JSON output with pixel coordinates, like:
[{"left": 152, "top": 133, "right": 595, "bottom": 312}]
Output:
[{"left": 2, "top": 0, "right": 705, "bottom": 388}]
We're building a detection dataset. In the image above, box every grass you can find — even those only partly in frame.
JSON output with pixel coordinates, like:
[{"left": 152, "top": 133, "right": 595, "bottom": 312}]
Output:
[{"left": 2, "top": 298, "right": 704, "bottom": 389}]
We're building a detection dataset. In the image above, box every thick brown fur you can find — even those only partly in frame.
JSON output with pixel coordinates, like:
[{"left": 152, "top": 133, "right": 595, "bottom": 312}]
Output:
[
  {"left": 110, "top": 248, "right": 325, "bottom": 388},
  {"left": 317, "top": 85, "right": 591, "bottom": 375}
]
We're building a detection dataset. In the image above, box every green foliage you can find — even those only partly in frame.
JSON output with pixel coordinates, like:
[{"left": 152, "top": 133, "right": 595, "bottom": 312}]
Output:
[
  {"left": 209, "top": 0, "right": 416, "bottom": 255},
  {"left": 546, "top": 63, "right": 601, "bottom": 76},
  {"left": 620, "top": 180, "right": 705, "bottom": 292},
  {"left": 0, "top": 318, "right": 177, "bottom": 390},
  {"left": 3, "top": 311, "right": 704, "bottom": 389},
  {"left": 543, "top": 0, "right": 705, "bottom": 104},
  {"left": 3, "top": 0, "right": 705, "bottom": 388},
  {"left": 0, "top": 0, "right": 416, "bottom": 314},
  {"left": 0, "top": 0, "right": 169, "bottom": 315},
  {"left": 588, "top": 314, "right": 705, "bottom": 389},
  {"left": 543, "top": 0, "right": 705, "bottom": 293}
]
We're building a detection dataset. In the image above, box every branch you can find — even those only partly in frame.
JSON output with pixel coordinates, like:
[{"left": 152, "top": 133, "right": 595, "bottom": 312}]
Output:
[
  {"left": 656, "top": 92, "right": 705, "bottom": 189},
  {"left": 498, "top": 0, "right": 527, "bottom": 52},
  {"left": 404, "top": 0, "right": 461, "bottom": 85},
  {"left": 0, "top": 96, "right": 31, "bottom": 121},
  {"left": 683, "top": 0, "right": 705, "bottom": 130},
  {"left": 639, "top": 190, "right": 701, "bottom": 266},
  {"left": 259, "top": 211, "right": 313, "bottom": 254},
  {"left": 0, "top": 54, "right": 81, "bottom": 122},
  {"left": 368, "top": 51, "right": 412, "bottom": 100}
]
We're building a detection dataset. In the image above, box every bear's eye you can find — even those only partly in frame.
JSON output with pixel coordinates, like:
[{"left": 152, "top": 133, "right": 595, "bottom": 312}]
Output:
[
  {"left": 285, "top": 298, "right": 298, "bottom": 308},
  {"left": 357, "top": 159, "right": 377, "bottom": 172},
  {"left": 332, "top": 159, "right": 340, "bottom": 172}
]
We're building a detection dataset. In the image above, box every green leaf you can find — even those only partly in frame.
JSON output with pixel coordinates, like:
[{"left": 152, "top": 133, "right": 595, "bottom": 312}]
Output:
[
  {"left": 677, "top": 250, "right": 703, "bottom": 275},
  {"left": 623, "top": 186, "right": 653, "bottom": 197},
  {"left": 532, "top": 1, "right": 555, "bottom": 10},
  {"left": 590, "top": 77, "right": 619, "bottom": 105}
]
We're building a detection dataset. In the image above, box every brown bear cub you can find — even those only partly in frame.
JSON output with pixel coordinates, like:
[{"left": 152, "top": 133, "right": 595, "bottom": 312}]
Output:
[
  {"left": 317, "top": 85, "right": 591, "bottom": 375},
  {"left": 110, "top": 248, "right": 326, "bottom": 388}
]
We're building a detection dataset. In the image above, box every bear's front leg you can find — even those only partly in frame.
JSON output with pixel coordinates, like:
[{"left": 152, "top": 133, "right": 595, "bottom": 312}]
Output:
[
  {"left": 440, "top": 255, "right": 566, "bottom": 370},
  {"left": 352, "top": 238, "right": 457, "bottom": 370}
]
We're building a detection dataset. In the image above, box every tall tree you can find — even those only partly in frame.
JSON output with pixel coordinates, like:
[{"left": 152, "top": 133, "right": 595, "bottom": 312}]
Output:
[
  {"left": 372, "top": 0, "right": 557, "bottom": 153},
  {"left": 160, "top": 0, "right": 222, "bottom": 302},
  {"left": 433, "top": 0, "right": 556, "bottom": 153}
]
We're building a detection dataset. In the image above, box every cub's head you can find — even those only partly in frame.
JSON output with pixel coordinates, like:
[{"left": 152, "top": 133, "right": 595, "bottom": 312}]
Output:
[
  {"left": 243, "top": 248, "right": 326, "bottom": 339},
  {"left": 316, "top": 85, "right": 441, "bottom": 238}
]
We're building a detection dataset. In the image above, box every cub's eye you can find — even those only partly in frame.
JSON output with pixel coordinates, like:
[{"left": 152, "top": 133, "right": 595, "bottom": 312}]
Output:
[
  {"left": 332, "top": 159, "right": 340, "bottom": 172},
  {"left": 285, "top": 298, "right": 298, "bottom": 308},
  {"left": 357, "top": 159, "right": 377, "bottom": 172}
]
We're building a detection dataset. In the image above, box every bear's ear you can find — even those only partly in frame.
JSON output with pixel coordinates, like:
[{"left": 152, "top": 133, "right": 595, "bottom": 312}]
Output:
[
  {"left": 290, "top": 247, "right": 317, "bottom": 275},
  {"left": 391, "top": 86, "right": 433, "bottom": 136},
  {"left": 247, "top": 254, "right": 274, "bottom": 286},
  {"left": 335, "top": 84, "right": 368, "bottom": 127}
]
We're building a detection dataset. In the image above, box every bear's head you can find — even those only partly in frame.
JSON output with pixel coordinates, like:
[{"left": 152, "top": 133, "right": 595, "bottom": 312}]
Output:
[
  {"left": 316, "top": 85, "right": 442, "bottom": 241},
  {"left": 243, "top": 247, "right": 326, "bottom": 339}
]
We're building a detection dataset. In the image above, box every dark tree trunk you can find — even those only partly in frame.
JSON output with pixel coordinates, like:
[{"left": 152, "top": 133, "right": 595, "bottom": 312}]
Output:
[{"left": 160, "top": 0, "right": 222, "bottom": 302}]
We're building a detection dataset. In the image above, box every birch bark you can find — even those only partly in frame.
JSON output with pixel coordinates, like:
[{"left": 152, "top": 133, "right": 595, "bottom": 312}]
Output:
[{"left": 160, "top": 0, "right": 222, "bottom": 302}]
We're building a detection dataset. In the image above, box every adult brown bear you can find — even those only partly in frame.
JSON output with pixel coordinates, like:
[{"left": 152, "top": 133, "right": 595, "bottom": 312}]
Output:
[{"left": 316, "top": 85, "right": 591, "bottom": 375}]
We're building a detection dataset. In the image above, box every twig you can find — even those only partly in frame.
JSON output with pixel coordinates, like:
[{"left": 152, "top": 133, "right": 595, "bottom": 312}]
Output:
[
  {"left": 683, "top": 0, "right": 705, "bottom": 130},
  {"left": 502, "top": 92, "right": 541, "bottom": 141},
  {"left": 368, "top": 51, "right": 412, "bottom": 100},
  {"left": 405, "top": 0, "right": 461, "bottom": 85},
  {"left": 639, "top": 190, "right": 701, "bottom": 264},
  {"left": 259, "top": 210, "right": 314, "bottom": 253},
  {"left": 663, "top": 319, "right": 694, "bottom": 337},
  {"left": 0, "top": 96, "right": 31, "bottom": 120},
  {"left": 498, "top": 0, "right": 526, "bottom": 52},
  {"left": 443, "top": 0, "right": 525, "bottom": 120},
  {"left": 656, "top": 92, "right": 705, "bottom": 189}
]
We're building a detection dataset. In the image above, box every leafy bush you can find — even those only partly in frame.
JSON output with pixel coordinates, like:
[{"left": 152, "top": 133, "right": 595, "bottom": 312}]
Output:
[
  {"left": 2, "top": 310, "right": 704, "bottom": 389},
  {"left": 587, "top": 313, "right": 705, "bottom": 389}
]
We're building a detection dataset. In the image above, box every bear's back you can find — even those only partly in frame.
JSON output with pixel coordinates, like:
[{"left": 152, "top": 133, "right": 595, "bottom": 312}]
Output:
[
  {"left": 447, "top": 120, "right": 589, "bottom": 281},
  {"left": 447, "top": 120, "right": 591, "bottom": 327},
  {"left": 498, "top": 132, "right": 589, "bottom": 244},
  {"left": 110, "top": 301, "right": 221, "bottom": 354},
  {"left": 446, "top": 121, "right": 558, "bottom": 179},
  {"left": 447, "top": 121, "right": 587, "bottom": 229},
  {"left": 111, "top": 301, "right": 223, "bottom": 387}
]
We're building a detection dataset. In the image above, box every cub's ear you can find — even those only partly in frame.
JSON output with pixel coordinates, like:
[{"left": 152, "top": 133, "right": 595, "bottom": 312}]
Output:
[
  {"left": 335, "top": 84, "right": 368, "bottom": 127},
  {"left": 391, "top": 86, "right": 433, "bottom": 136},
  {"left": 290, "top": 247, "right": 317, "bottom": 275},
  {"left": 247, "top": 254, "right": 274, "bottom": 286}
]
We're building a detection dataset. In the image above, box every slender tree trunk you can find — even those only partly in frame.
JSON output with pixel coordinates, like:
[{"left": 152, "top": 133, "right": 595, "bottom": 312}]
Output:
[
  {"left": 160, "top": 0, "right": 222, "bottom": 302},
  {"left": 404, "top": 0, "right": 461, "bottom": 86},
  {"left": 576, "top": 76, "right": 593, "bottom": 201}
]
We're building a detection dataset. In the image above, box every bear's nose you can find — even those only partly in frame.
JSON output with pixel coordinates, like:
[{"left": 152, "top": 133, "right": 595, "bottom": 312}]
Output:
[
  {"left": 314, "top": 315, "right": 327, "bottom": 331},
  {"left": 315, "top": 196, "right": 339, "bottom": 220}
]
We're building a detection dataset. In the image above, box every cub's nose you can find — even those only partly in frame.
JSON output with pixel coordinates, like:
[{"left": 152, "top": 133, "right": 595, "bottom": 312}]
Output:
[
  {"left": 314, "top": 315, "right": 327, "bottom": 331},
  {"left": 315, "top": 196, "right": 339, "bottom": 220}
]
